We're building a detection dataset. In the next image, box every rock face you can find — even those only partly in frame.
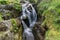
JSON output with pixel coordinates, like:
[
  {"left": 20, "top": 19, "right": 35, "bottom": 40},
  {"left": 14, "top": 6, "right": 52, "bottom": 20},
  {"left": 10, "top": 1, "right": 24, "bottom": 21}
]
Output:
[
  {"left": 0, "top": 0, "right": 47, "bottom": 40},
  {"left": 0, "top": 20, "right": 13, "bottom": 40},
  {"left": 0, "top": 19, "right": 22, "bottom": 40},
  {"left": 0, "top": 0, "right": 22, "bottom": 40}
]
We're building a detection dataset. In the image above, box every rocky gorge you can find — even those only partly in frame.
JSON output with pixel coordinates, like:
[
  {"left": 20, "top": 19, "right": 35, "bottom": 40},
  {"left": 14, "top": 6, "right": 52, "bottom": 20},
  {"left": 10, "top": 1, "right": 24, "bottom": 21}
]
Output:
[{"left": 0, "top": 0, "right": 60, "bottom": 40}]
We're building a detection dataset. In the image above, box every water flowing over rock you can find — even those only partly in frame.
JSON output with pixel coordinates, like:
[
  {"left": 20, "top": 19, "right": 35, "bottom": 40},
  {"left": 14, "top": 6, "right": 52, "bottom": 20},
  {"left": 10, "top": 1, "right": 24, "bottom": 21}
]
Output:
[
  {"left": 20, "top": 1, "right": 37, "bottom": 40},
  {"left": 0, "top": 0, "right": 48, "bottom": 40}
]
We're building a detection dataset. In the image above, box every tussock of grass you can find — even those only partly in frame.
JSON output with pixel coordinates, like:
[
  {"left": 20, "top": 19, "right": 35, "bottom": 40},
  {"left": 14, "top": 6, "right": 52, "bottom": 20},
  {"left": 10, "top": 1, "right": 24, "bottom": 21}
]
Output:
[{"left": 38, "top": 0, "right": 60, "bottom": 40}]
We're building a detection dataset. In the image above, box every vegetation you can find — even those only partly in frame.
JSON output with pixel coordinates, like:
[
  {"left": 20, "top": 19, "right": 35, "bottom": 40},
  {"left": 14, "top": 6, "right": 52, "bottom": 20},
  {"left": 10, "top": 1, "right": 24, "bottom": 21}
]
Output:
[
  {"left": 0, "top": 0, "right": 60, "bottom": 40},
  {"left": 37, "top": 0, "right": 60, "bottom": 40}
]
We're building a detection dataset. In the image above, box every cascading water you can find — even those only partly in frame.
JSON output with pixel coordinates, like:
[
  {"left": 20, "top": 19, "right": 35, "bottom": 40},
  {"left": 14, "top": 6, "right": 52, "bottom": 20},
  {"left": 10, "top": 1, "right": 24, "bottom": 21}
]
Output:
[{"left": 20, "top": 1, "right": 37, "bottom": 40}]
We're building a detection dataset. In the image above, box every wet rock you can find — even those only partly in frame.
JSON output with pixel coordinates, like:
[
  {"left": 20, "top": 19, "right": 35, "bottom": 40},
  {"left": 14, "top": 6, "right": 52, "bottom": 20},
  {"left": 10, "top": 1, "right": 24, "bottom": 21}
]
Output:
[
  {"left": 0, "top": 20, "right": 14, "bottom": 40},
  {"left": 0, "top": 18, "right": 22, "bottom": 40}
]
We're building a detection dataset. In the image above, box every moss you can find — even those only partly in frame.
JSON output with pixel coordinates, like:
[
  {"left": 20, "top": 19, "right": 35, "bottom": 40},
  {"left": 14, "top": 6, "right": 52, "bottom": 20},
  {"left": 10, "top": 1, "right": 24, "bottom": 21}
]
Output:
[
  {"left": 0, "top": 0, "right": 22, "bottom": 11},
  {"left": 10, "top": 19, "right": 19, "bottom": 33},
  {"left": 18, "top": 26, "right": 22, "bottom": 40},
  {"left": 0, "top": 12, "right": 3, "bottom": 22},
  {"left": 0, "top": 0, "right": 22, "bottom": 40},
  {"left": 13, "top": 2, "right": 22, "bottom": 11},
  {"left": 0, "top": 0, "right": 7, "bottom": 5}
]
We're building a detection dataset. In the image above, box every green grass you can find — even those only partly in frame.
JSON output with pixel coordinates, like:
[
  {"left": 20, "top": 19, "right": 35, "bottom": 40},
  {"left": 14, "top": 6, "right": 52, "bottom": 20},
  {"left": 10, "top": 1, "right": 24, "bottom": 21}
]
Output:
[{"left": 38, "top": 0, "right": 60, "bottom": 40}]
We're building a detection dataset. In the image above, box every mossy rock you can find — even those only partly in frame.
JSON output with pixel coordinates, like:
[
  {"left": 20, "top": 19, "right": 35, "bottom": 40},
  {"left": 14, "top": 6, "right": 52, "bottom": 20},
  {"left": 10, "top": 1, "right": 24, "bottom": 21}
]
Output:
[
  {"left": 0, "top": 0, "right": 22, "bottom": 11},
  {"left": 0, "top": 0, "right": 22, "bottom": 40}
]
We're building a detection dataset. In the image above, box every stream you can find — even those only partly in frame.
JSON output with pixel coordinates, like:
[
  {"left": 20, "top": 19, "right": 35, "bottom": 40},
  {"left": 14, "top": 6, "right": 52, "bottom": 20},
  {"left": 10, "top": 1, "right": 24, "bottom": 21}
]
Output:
[{"left": 20, "top": 1, "right": 37, "bottom": 40}]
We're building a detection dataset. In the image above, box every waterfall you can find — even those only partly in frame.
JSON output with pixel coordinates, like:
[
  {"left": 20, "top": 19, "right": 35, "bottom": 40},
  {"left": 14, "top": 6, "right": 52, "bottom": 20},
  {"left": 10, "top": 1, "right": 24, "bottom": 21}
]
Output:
[{"left": 20, "top": 1, "right": 37, "bottom": 40}]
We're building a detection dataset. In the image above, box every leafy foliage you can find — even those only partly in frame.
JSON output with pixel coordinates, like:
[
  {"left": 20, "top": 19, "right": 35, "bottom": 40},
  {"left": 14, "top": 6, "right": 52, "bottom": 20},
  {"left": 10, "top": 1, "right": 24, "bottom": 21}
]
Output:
[
  {"left": 38, "top": 0, "right": 60, "bottom": 40},
  {"left": 10, "top": 19, "right": 19, "bottom": 33},
  {"left": 0, "top": 0, "right": 22, "bottom": 11}
]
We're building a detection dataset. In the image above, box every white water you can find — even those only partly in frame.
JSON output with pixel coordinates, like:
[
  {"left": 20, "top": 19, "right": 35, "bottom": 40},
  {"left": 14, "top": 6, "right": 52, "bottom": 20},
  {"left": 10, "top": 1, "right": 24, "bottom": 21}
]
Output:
[{"left": 20, "top": 1, "right": 37, "bottom": 40}]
